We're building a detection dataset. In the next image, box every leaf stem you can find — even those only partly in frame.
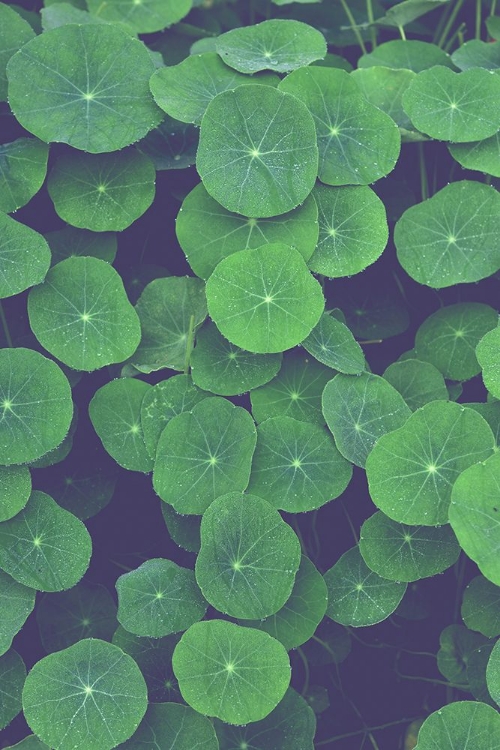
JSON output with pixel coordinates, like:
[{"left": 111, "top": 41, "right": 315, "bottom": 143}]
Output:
[
  {"left": 339, "top": 0, "right": 367, "bottom": 55},
  {"left": 0, "top": 302, "right": 13, "bottom": 348},
  {"left": 418, "top": 142, "right": 428, "bottom": 201},
  {"left": 398, "top": 24, "right": 407, "bottom": 41},
  {"left": 436, "top": 0, "right": 466, "bottom": 48},
  {"left": 183, "top": 314, "right": 195, "bottom": 374},
  {"left": 366, "top": 0, "right": 377, "bottom": 50},
  {"left": 316, "top": 717, "right": 420, "bottom": 746},
  {"left": 476, "top": 0, "right": 482, "bottom": 39}
]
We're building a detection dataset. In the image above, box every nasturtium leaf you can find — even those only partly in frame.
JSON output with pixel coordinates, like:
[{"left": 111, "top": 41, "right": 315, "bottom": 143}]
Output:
[
  {"left": 206, "top": 244, "right": 324, "bottom": 353},
  {"left": 89, "top": 378, "right": 153, "bottom": 473},
  {"left": 215, "top": 688, "right": 316, "bottom": 750},
  {"left": 6, "top": 24, "right": 162, "bottom": 153},
  {"left": 302, "top": 313, "right": 365, "bottom": 374},
  {"left": 0, "top": 491, "right": 91, "bottom": 591},
  {"left": 359, "top": 511, "right": 460, "bottom": 582},
  {"left": 449, "top": 133, "right": 500, "bottom": 178},
  {"left": 247, "top": 416, "right": 352, "bottom": 513},
  {"left": 120, "top": 702, "right": 218, "bottom": 749},
  {"left": 176, "top": 183, "right": 318, "bottom": 280},
  {"left": 307, "top": 184, "right": 388, "bottom": 278},
  {"left": 0, "top": 649, "right": 25, "bottom": 731},
  {"left": 150, "top": 52, "right": 278, "bottom": 125},
  {"left": 376, "top": 0, "right": 448, "bottom": 28},
  {"left": 0, "top": 348, "right": 73, "bottom": 466},
  {"left": 241, "top": 556, "right": 328, "bottom": 651},
  {"left": 452, "top": 39, "right": 500, "bottom": 71},
  {"left": 0, "top": 3, "right": 34, "bottom": 101},
  {"left": 22, "top": 638, "right": 148, "bottom": 750},
  {"left": 322, "top": 372, "right": 411, "bottom": 468},
  {"left": 116, "top": 558, "right": 207, "bottom": 638},
  {"left": 136, "top": 115, "right": 198, "bottom": 171},
  {"left": 161, "top": 503, "right": 201, "bottom": 554},
  {"left": 357, "top": 39, "right": 455, "bottom": 72},
  {"left": 487, "top": 15, "right": 500, "bottom": 40},
  {"left": 45, "top": 226, "right": 117, "bottom": 266},
  {"left": 383, "top": 359, "right": 448, "bottom": 411},
  {"left": 47, "top": 149, "right": 156, "bottom": 232},
  {"left": 465, "top": 401, "right": 500, "bottom": 448},
  {"left": 130, "top": 276, "right": 207, "bottom": 374},
  {"left": 172, "top": 619, "right": 291, "bottom": 724},
  {"left": 197, "top": 85, "right": 318, "bottom": 217},
  {"left": 402, "top": 66, "right": 500, "bottom": 142},
  {"left": 487, "top": 639, "right": 500, "bottom": 706},
  {"left": 40, "top": 2, "right": 111, "bottom": 30},
  {"left": 437, "top": 624, "right": 489, "bottom": 686},
  {"left": 153, "top": 397, "right": 256, "bottom": 514},
  {"left": 0, "top": 138, "right": 49, "bottom": 213},
  {"left": 447, "top": 382, "right": 462, "bottom": 401},
  {"left": 0, "top": 465, "right": 31, "bottom": 522},
  {"left": 195, "top": 492, "right": 301, "bottom": 619},
  {"left": 415, "top": 701, "right": 500, "bottom": 749},
  {"left": 462, "top": 575, "right": 500, "bottom": 638},
  {"left": 215, "top": 19, "right": 326, "bottom": 73},
  {"left": 450, "top": 451, "right": 500, "bottom": 586},
  {"left": 414, "top": 302, "right": 498, "bottom": 381},
  {"left": 28, "top": 257, "right": 141, "bottom": 372},
  {"left": 324, "top": 545, "right": 407, "bottom": 627},
  {"left": 36, "top": 582, "right": 117, "bottom": 653},
  {"left": 366, "top": 402, "right": 495, "bottom": 526},
  {"left": 191, "top": 322, "right": 282, "bottom": 396},
  {"left": 395, "top": 181, "right": 500, "bottom": 288},
  {"left": 477, "top": 327, "right": 500, "bottom": 399},
  {"left": 0, "top": 214, "right": 51, "bottom": 300},
  {"left": 279, "top": 67, "right": 400, "bottom": 186},
  {"left": 0, "top": 570, "right": 35, "bottom": 656},
  {"left": 141, "top": 375, "right": 209, "bottom": 460},
  {"left": 351, "top": 66, "right": 416, "bottom": 130},
  {"left": 467, "top": 641, "right": 496, "bottom": 706},
  {"left": 86, "top": 0, "right": 192, "bottom": 33}
]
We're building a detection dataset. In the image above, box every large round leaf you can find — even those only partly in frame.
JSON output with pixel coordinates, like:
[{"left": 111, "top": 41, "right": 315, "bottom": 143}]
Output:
[
  {"left": 0, "top": 3, "right": 34, "bottom": 101},
  {"left": 0, "top": 214, "right": 51, "bottom": 300},
  {"left": 0, "top": 465, "right": 31, "bottom": 522},
  {"left": 0, "top": 348, "right": 73, "bottom": 466},
  {"left": 119, "top": 702, "right": 219, "bottom": 750},
  {"left": 206, "top": 243, "right": 324, "bottom": 353},
  {"left": 22, "top": 639, "right": 148, "bottom": 750},
  {"left": 0, "top": 570, "right": 35, "bottom": 657},
  {"left": 28, "top": 257, "right": 141, "bottom": 372},
  {"left": 6, "top": 24, "right": 162, "bottom": 153},
  {"left": 0, "top": 138, "right": 48, "bottom": 213},
  {"left": 195, "top": 492, "right": 301, "bottom": 619},
  {"left": 172, "top": 619, "right": 290, "bottom": 724},
  {"left": 197, "top": 85, "right": 318, "bottom": 217},
  {"left": 414, "top": 701, "right": 500, "bottom": 749},
  {"left": 395, "top": 181, "right": 500, "bottom": 288},
  {"left": 86, "top": 0, "right": 192, "bottom": 33}
]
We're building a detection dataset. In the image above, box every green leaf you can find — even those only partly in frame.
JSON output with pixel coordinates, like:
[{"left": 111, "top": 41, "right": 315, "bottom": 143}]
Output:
[
  {"left": 0, "top": 3, "right": 34, "bottom": 101},
  {"left": 6, "top": 24, "right": 162, "bottom": 153},
  {"left": 307, "top": 184, "right": 388, "bottom": 277},
  {"left": 215, "top": 19, "right": 326, "bottom": 73},
  {"left": 153, "top": 397, "right": 256, "bottom": 514},
  {"left": 130, "top": 276, "right": 207, "bottom": 374},
  {"left": 0, "top": 138, "right": 49, "bottom": 213},
  {"left": 322, "top": 372, "right": 411, "bottom": 468},
  {"left": 467, "top": 641, "right": 496, "bottom": 705},
  {"left": 395, "top": 181, "right": 500, "bottom": 288},
  {"left": 437, "top": 624, "right": 488, "bottom": 686},
  {"left": 366, "top": 401, "right": 495, "bottom": 526},
  {"left": 45, "top": 226, "right": 117, "bottom": 266},
  {"left": 195, "top": 492, "right": 301, "bottom": 619},
  {"left": 0, "top": 570, "right": 35, "bottom": 656},
  {"left": 324, "top": 545, "right": 407, "bottom": 627},
  {"left": 477, "top": 326, "right": 500, "bottom": 399},
  {"left": 197, "top": 85, "right": 318, "bottom": 217},
  {"left": 0, "top": 348, "right": 73, "bottom": 466},
  {"left": 402, "top": 67, "right": 500, "bottom": 142},
  {"left": 247, "top": 415, "right": 352, "bottom": 513},
  {"left": 0, "top": 649, "right": 25, "bottom": 731},
  {"left": 0, "top": 214, "right": 51, "bottom": 300},
  {"left": 47, "top": 149, "right": 156, "bottom": 232},
  {"left": 251, "top": 351, "right": 334, "bottom": 426},
  {"left": 359, "top": 511, "right": 460, "bottom": 581},
  {"left": 279, "top": 67, "right": 400, "bottom": 186},
  {"left": 465, "top": 401, "right": 500, "bottom": 448},
  {"left": 351, "top": 66, "right": 416, "bottom": 130},
  {"left": 206, "top": 243, "right": 324, "bottom": 354},
  {"left": 36, "top": 582, "right": 117, "bottom": 653},
  {"left": 176, "top": 182, "right": 318, "bottom": 280},
  {"left": 302, "top": 313, "right": 365, "bottom": 374},
  {"left": 86, "top": 0, "right": 192, "bottom": 33},
  {"left": 487, "top": 639, "right": 500, "bottom": 706},
  {"left": 357, "top": 39, "right": 455, "bottom": 72},
  {"left": 452, "top": 39, "right": 500, "bottom": 71},
  {"left": 383, "top": 359, "right": 449, "bottom": 411},
  {"left": 172, "top": 619, "right": 290, "bottom": 724},
  {"left": 161, "top": 503, "right": 201, "bottom": 554},
  {"left": 150, "top": 52, "right": 279, "bottom": 125},
  {"left": 119, "top": 702, "right": 219, "bottom": 749},
  {"left": 450, "top": 451, "right": 500, "bottom": 586},
  {"left": 462, "top": 575, "right": 500, "bottom": 638},
  {"left": 0, "top": 465, "right": 31, "bottom": 522},
  {"left": 0, "top": 490, "right": 91, "bottom": 591},
  {"left": 136, "top": 115, "right": 198, "bottom": 171},
  {"left": 22, "top": 638, "right": 148, "bottom": 750},
  {"left": 415, "top": 302, "right": 498, "bottom": 381},
  {"left": 487, "top": 15, "right": 500, "bottom": 40},
  {"left": 191, "top": 321, "right": 282, "bottom": 396},
  {"left": 40, "top": 2, "right": 111, "bottom": 30},
  {"left": 449, "top": 132, "right": 500, "bottom": 178},
  {"left": 89, "top": 378, "right": 153, "bottom": 473},
  {"left": 414, "top": 701, "right": 500, "bottom": 749},
  {"left": 241, "top": 556, "right": 328, "bottom": 651},
  {"left": 375, "top": 0, "right": 449, "bottom": 28},
  {"left": 116, "top": 558, "right": 207, "bottom": 638}
]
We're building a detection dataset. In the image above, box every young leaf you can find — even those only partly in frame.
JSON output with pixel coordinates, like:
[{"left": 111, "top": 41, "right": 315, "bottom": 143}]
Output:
[
  {"left": 437, "top": 624, "right": 488, "bottom": 686},
  {"left": 195, "top": 492, "right": 301, "bottom": 619},
  {"left": 0, "top": 649, "right": 25, "bottom": 731},
  {"left": 0, "top": 570, "right": 35, "bottom": 656},
  {"left": 86, "top": 0, "right": 192, "bottom": 33},
  {"left": 0, "top": 138, "right": 49, "bottom": 213},
  {"left": 0, "top": 465, "right": 31, "bottom": 522},
  {"left": 0, "top": 214, "right": 51, "bottom": 300},
  {"left": 414, "top": 701, "right": 500, "bottom": 749},
  {"left": 302, "top": 312, "right": 365, "bottom": 374},
  {"left": 0, "top": 3, "right": 34, "bottom": 101},
  {"left": 357, "top": 39, "right": 455, "bottom": 72},
  {"left": 119, "top": 702, "right": 219, "bottom": 749},
  {"left": 462, "top": 575, "right": 500, "bottom": 638}
]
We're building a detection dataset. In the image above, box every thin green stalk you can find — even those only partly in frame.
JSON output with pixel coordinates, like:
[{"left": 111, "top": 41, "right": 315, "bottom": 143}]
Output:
[
  {"left": 476, "top": 0, "right": 482, "bottom": 39},
  {"left": 183, "top": 314, "right": 195, "bottom": 374},
  {"left": 418, "top": 143, "right": 428, "bottom": 202},
  {"left": 316, "top": 717, "right": 420, "bottom": 746},
  {"left": 492, "top": 0, "right": 498, "bottom": 20},
  {"left": 437, "top": 0, "right": 466, "bottom": 48},
  {"left": 398, "top": 24, "right": 407, "bottom": 41},
  {"left": 339, "top": 0, "right": 367, "bottom": 55},
  {"left": 366, "top": 0, "right": 377, "bottom": 50},
  {"left": 433, "top": 0, "right": 454, "bottom": 44},
  {"left": 0, "top": 302, "right": 12, "bottom": 347}
]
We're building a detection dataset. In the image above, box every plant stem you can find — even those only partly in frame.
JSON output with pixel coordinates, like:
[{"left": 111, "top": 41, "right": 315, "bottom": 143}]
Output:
[
  {"left": 437, "top": 0, "right": 466, "bottom": 48},
  {"left": 476, "top": 0, "right": 482, "bottom": 39},
  {"left": 433, "top": 0, "right": 453, "bottom": 44},
  {"left": 418, "top": 143, "right": 428, "bottom": 201},
  {"left": 183, "top": 314, "right": 195, "bottom": 374},
  {"left": 297, "top": 647, "right": 310, "bottom": 696},
  {"left": 339, "top": 0, "right": 367, "bottom": 55},
  {"left": 0, "top": 302, "right": 12, "bottom": 347},
  {"left": 316, "top": 717, "right": 420, "bottom": 746},
  {"left": 398, "top": 24, "right": 407, "bottom": 40},
  {"left": 492, "top": 0, "right": 498, "bottom": 19},
  {"left": 366, "top": 0, "right": 377, "bottom": 50}
]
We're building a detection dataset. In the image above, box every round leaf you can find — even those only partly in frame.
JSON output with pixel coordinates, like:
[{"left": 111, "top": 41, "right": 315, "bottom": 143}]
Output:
[
  {"left": 172, "top": 619, "right": 291, "bottom": 724},
  {"left": 0, "top": 649, "right": 25, "bottom": 731},
  {"left": 22, "top": 638, "right": 148, "bottom": 750},
  {"left": 0, "top": 570, "right": 35, "bottom": 656},
  {"left": 119, "top": 702, "right": 219, "bottom": 750},
  {"left": 414, "top": 701, "right": 500, "bottom": 749},
  {"left": 477, "top": 326, "right": 500, "bottom": 399},
  {"left": 0, "top": 465, "right": 31, "bottom": 522},
  {"left": 0, "top": 214, "right": 51, "bottom": 300},
  {"left": 0, "top": 138, "right": 49, "bottom": 213},
  {"left": 462, "top": 575, "right": 500, "bottom": 638},
  {"left": 6, "top": 24, "right": 162, "bottom": 153},
  {"left": 437, "top": 624, "right": 489, "bottom": 686},
  {"left": 383, "top": 359, "right": 449, "bottom": 411},
  {"left": 206, "top": 243, "right": 324, "bottom": 354},
  {"left": 86, "top": 0, "right": 192, "bottom": 33},
  {"left": 301, "top": 312, "right": 365, "bottom": 374},
  {"left": 357, "top": 40, "right": 455, "bottom": 72}
]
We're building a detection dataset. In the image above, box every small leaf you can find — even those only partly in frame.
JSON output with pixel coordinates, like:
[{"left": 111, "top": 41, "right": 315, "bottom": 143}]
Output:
[
  {"left": 302, "top": 312, "right": 365, "bottom": 374},
  {"left": 0, "top": 138, "right": 49, "bottom": 213},
  {"left": 462, "top": 575, "right": 500, "bottom": 638},
  {"left": 437, "top": 624, "right": 488, "bottom": 686},
  {"left": 0, "top": 214, "right": 51, "bottom": 300}
]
